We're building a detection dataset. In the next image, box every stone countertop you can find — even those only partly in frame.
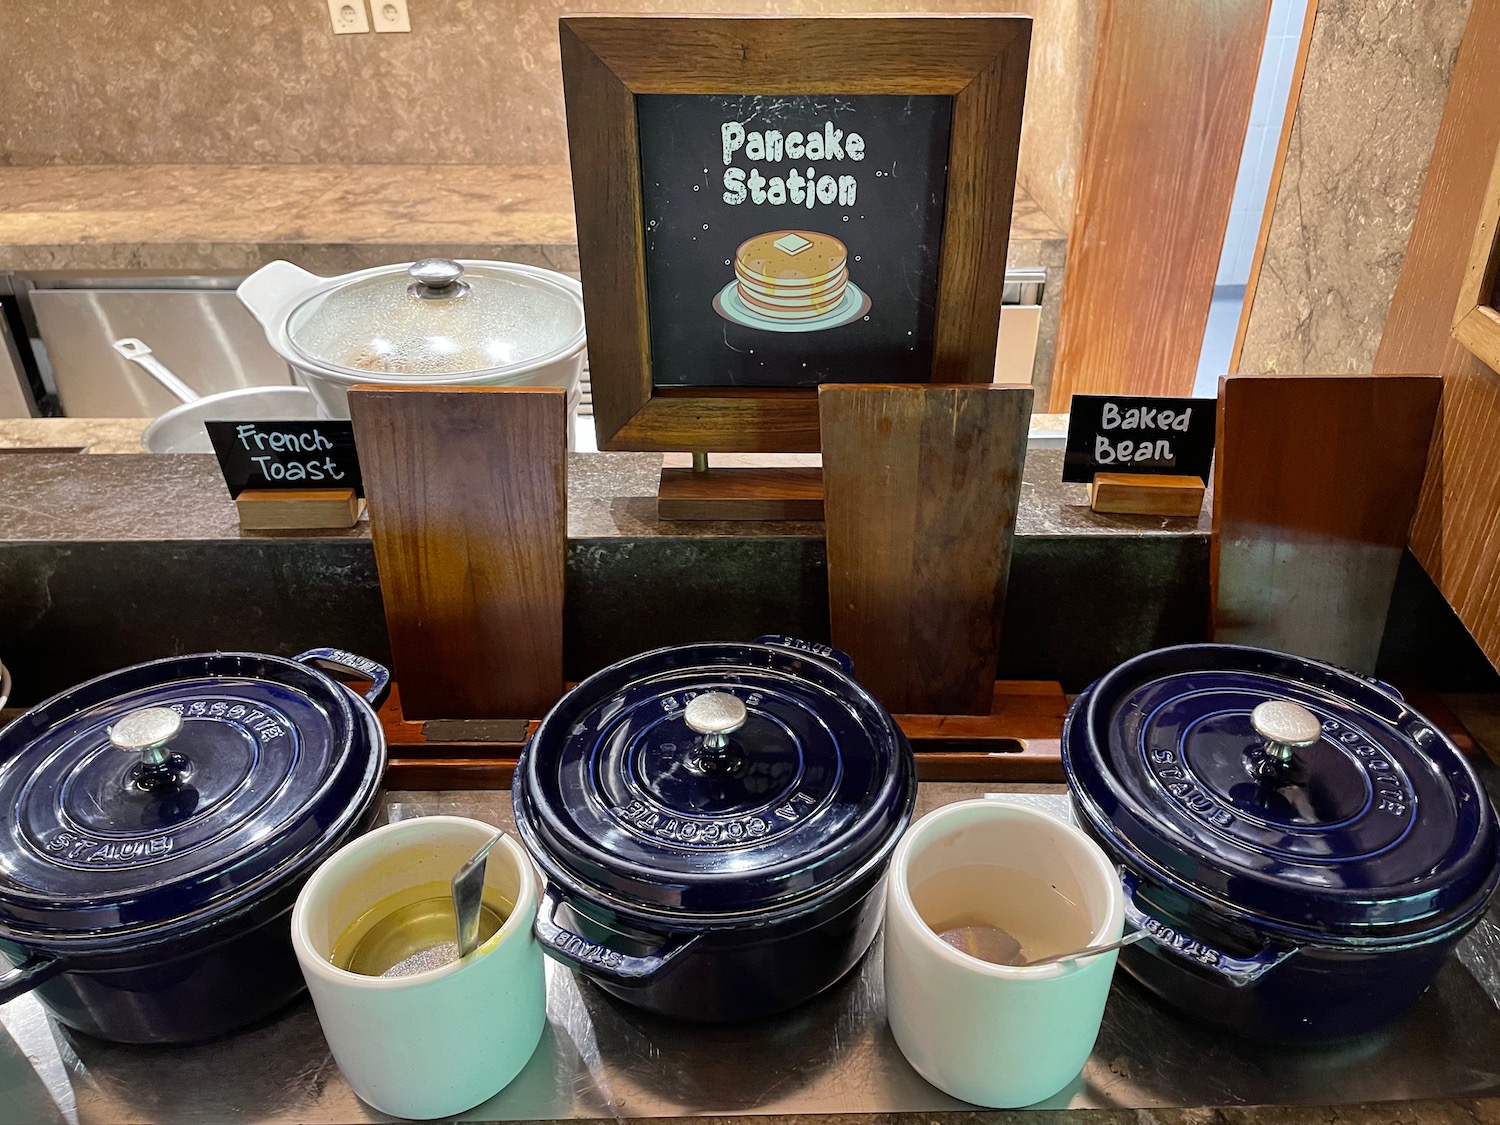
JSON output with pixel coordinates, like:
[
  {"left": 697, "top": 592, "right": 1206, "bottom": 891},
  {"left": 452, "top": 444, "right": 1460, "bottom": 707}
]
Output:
[
  {"left": 0, "top": 164, "right": 1067, "bottom": 275},
  {"left": 0, "top": 443, "right": 1210, "bottom": 543}
]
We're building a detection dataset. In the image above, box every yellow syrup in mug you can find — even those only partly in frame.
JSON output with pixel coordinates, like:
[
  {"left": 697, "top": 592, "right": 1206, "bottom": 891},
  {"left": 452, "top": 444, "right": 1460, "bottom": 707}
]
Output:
[
  {"left": 329, "top": 880, "right": 513, "bottom": 978},
  {"left": 911, "top": 864, "right": 1094, "bottom": 966}
]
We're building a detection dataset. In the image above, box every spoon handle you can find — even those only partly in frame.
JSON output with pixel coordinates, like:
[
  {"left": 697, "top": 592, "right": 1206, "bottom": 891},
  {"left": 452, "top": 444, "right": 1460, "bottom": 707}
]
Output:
[
  {"left": 452, "top": 832, "right": 503, "bottom": 960},
  {"left": 1022, "top": 927, "right": 1151, "bottom": 968}
]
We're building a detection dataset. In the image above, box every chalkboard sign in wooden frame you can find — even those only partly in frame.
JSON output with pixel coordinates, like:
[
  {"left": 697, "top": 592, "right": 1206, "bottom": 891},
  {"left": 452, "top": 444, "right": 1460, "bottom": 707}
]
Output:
[
  {"left": 1454, "top": 139, "right": 1500, "bottom": 372},
  {"left": 562, "top": 15, "right": 1030, "bottom": 452}
]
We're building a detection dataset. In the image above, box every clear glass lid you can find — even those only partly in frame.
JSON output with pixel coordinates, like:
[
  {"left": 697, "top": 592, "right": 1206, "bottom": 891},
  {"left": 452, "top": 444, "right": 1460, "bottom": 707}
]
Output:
[{"left": 286, "top": 259, "right": 584, "bottom": 377}]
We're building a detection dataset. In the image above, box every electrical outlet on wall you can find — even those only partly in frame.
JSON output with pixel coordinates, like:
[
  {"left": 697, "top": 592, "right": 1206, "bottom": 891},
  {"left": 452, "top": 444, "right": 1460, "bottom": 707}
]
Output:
[
  {"left": 326, "top": 0, "right": 370, "bottom": 34},
  {"left": 371, "top": 0, "right": 411, "bottom": 33}
]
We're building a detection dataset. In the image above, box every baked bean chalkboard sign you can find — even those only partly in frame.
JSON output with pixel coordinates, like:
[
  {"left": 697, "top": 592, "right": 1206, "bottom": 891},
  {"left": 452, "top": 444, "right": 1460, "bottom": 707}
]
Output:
[
  {"left": 639, "top": 95, "right": 951, "bottom": 388},
  {"left": 561, "top": 15, "right": 1031, "bottom": 452},
  {"left": 1062, "top": 395, "right": 1217, "bottom": 484}
]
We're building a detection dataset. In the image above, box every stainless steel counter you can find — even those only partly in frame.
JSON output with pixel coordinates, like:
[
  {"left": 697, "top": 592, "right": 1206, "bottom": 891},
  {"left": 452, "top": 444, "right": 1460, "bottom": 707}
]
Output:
[{"left": 5, "top": 784, "right": 1500, "bottom": 1124}]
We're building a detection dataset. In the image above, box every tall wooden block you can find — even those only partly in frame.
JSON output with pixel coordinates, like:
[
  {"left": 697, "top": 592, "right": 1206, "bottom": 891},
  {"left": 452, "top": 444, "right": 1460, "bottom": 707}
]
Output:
[
  {"left": 348, "top": 385, "right": 567, "bottom": 720},
  {"left": 1212, "top": 373, "right": 1441, "bottom": 672},
  {"left": 821, "top": 383, "right": 1032, "bottom": 715}
]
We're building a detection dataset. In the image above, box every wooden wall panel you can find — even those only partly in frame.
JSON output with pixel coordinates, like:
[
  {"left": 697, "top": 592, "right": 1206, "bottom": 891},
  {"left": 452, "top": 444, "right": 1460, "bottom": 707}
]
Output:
[
  {"left": 1047, "top": 0, "right": 1271, "bottom": 409},
  {"left": 1374, "top": 0, "right": 1500, "bottom": 671}
]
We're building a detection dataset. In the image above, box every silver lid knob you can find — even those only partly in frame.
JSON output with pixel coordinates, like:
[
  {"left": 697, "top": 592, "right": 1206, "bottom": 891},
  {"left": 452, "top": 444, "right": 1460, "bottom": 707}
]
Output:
[
  {"left": 684, "top": 692, "right": 748, "bottom": 751},
  {"left": 109, "top": 707, "right": 183, "bottom": 769},
  {"left": 408, "top": 258, "right": 466, "bottom": 298},
  {"left": 1251, "top": 700, "right": 1322, "bottom": 749},
  {"left": 1249, "top": 700, "right": 1322, "bottom": 778}
]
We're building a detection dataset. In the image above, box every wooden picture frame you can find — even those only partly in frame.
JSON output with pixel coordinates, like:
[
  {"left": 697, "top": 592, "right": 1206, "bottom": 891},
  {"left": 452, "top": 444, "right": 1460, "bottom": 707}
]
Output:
[
  {"left": 561, "top": 15, "right": 1030, "bottom": 452},
  {"left": 1454, "top": 139, "right": 1500, "bottom": 371}
]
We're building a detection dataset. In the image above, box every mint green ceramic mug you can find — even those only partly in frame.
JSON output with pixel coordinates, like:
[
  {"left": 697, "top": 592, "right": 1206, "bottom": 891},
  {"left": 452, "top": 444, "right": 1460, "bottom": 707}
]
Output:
[{"left": 292, "top": 816, "right": 545, "bottom": 1120}]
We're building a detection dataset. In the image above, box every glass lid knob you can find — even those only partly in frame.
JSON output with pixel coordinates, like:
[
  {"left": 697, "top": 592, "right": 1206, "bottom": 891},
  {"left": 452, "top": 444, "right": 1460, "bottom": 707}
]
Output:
[
  {"left": 684, "top": 692, "right": 748, "bottom": 752},
  {"left": 1248, "top": 699, "right": 1322, "bottom": 782},
  {"left": 407, "top": 258, "right": 467, "bottom": 299},
  {"left": 109, "top": 707, "right": 190, "bottom": 791}
]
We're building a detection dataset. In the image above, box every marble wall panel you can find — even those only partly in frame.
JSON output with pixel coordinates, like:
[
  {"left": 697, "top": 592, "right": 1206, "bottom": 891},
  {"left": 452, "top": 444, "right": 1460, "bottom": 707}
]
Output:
[{"left": 1237, "top": 0, "right": 1470, "bottom": 374}]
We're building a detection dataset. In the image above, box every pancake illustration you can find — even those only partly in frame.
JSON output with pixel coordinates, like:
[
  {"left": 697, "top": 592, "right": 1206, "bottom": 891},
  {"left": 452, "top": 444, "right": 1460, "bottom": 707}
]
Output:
[{"left": 714, "top": 230, "right": 871, "bottom": 332}]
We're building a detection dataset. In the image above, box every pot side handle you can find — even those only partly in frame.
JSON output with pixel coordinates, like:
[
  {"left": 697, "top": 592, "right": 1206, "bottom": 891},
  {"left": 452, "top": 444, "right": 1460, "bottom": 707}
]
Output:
[
  {"left": 1120, "top": 870, "right": 1296, "bottom": 988},
  {"left": 754, "top": 635, "right": 854, "bottom": 677},
  {"left": 533, "top": 885, "right": 698, "bottom": 985},
  {"left": 294, "top": 649, "right": 392, "bottom": 708},
  {"left": 236, "top": 260, "right": 323, "bottom": 328},
  {"left": 0, "top": 950, "right": 63, "bottom": 1005}
]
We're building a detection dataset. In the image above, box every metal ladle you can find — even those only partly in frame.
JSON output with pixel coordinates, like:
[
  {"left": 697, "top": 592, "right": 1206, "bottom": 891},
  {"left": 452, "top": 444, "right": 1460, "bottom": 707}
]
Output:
[{"left": 938, "top": 925, "right": 1150, "bottom": 968}]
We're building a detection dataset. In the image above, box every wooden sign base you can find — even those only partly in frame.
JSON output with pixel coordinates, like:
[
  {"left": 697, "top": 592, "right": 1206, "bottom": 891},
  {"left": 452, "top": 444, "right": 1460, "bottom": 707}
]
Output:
[
  {"left": 1088, "top": 472, "right": 1205, "bottom": 517},
  {"left": 657, "top": 466, "right": 824, "bottom": 521},
  {"left": 235, "top": 488, "right": 362, "bottom": 531},
  {"left": 657, "top": 453, "right": 824, "bottom": 521}
]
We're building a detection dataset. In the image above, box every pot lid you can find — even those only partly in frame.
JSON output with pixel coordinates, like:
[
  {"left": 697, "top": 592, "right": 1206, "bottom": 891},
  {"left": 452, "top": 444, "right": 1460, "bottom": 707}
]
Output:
[
  {"left": 285, "top": 259, "right": 584, "bottom": 378},
  {"left": 513, "top": 639, "right": 917, "bottom": 920},
  {"left": 0, "top": 651, "right": 387, "bottom": 941},
  {"left": 1064, "top": 644, "right": 1500, "bottom": 942}
]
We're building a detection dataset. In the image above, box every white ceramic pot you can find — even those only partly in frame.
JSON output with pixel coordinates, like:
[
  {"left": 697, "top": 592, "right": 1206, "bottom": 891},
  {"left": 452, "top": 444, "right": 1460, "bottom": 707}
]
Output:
[
  {"left": 237, "top": 259, "right": 587, "bottom": 420},
  {"left": 292, "top": 816, "right": 546, "bottom": 1120},
  {"left": 883, "top": 800, "right": 1125, "bottom": 1109}
]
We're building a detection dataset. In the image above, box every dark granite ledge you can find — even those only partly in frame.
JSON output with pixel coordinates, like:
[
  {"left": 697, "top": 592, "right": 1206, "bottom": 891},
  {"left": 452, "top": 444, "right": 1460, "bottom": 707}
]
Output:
[
  {"left": 0, "top": 446, "right": 1490, "bottom": 710},
  {"left": 0, "top": 448, "right": 1209, "bottom": 543}
]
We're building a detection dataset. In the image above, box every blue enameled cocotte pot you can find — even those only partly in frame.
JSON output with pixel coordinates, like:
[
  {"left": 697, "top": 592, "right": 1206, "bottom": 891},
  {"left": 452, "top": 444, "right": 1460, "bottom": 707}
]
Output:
[
  {"left": 512, "top": 636, "right": 917, "bottom": 1021},
  {"left": 0, "top": 649, "right": 389, "bottom": 1044},
  {"left": 1063, "top": 643, "right": 1500, "bottom": 1044}
]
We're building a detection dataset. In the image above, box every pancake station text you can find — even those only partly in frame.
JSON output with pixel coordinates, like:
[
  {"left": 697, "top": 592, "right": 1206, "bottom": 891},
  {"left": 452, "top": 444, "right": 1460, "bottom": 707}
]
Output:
[{"left": 721, "top": 121, "right": 863, "bottom": 209}]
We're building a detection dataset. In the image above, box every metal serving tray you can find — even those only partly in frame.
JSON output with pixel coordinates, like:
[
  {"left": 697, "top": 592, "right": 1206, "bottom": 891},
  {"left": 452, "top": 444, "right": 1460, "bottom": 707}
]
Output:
[{"left": 4, "top": 785, "right": 1500, "bottom": 1124}]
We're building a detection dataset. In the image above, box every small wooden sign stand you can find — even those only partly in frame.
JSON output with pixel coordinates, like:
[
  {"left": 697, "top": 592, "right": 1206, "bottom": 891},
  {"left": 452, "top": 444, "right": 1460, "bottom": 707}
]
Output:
[
  {"left": 821, "top": 383, "right": 1067, "bottom": 778},
  {"left": 1087, "top": 473, "right": 1206, "bottom": 518},
  {"left": 235, "top": 488, "right": 363, "bottom": 531},
  {"left": 657, "top": 454, "right": 825, "bottom": 521}
]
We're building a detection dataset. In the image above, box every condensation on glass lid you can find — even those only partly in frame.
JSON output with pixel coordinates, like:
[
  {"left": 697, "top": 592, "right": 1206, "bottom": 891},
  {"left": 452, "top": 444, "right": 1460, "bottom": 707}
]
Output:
[{"left": 286, "top": 266, "right": 584, "bottom": 377}]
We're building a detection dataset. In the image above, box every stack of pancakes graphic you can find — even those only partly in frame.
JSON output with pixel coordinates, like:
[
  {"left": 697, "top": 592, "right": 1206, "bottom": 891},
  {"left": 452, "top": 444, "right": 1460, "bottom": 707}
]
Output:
[{"left": 733, "top": 230, "right": 849, "bottom": 321}]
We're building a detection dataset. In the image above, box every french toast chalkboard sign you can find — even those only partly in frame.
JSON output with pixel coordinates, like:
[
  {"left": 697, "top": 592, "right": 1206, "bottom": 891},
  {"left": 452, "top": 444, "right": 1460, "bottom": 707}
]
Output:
[
  {"left": 638, "top": 94, "right": 951, "bottom": 389},
  {"left": 206, "top": 421, "right": 362, "bottom": 498},
  {"left": 1062, "top": 395, "right": 1217, "bottom": 484},
  {"left": 561, "top": 15, "right": 1030, "bottom": 451}
]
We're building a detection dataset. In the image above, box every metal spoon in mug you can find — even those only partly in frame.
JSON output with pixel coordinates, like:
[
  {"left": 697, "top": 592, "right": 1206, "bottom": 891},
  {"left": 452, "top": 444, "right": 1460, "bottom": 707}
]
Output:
[
  {"left": 939, "top": 924, "right": 1150, "bottom": 968},
  {"left": 452, "top": 832, "right": 503, "bottom": 960}
]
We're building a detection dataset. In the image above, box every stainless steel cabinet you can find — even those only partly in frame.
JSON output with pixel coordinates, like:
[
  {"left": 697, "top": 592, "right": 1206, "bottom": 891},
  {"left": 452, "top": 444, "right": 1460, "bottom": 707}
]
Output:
[{"left": 28, "top": 278, "right": 291, "bottom": 418}]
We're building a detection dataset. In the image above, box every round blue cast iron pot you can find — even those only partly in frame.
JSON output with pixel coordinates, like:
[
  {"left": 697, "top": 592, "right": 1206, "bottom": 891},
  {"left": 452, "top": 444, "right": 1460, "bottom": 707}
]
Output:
[
  {"left": 0, "top": 649, "right": 389, "bottom": 1044},
  {"left": 512, "top": 636, "right": 917, "bottom": 1021},
  {"left": 1062, "top": 643, "right": 1500, "bottom": 1044}
]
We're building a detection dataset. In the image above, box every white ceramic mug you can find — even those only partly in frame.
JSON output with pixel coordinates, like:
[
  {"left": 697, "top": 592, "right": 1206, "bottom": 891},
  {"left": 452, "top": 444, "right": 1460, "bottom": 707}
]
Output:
[
  {"left": 884, "top": 800, "right": 1125, "bottom": 1108},
  {"left": 292, "top": 816, "right": 546, "bottom": 1120}
]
